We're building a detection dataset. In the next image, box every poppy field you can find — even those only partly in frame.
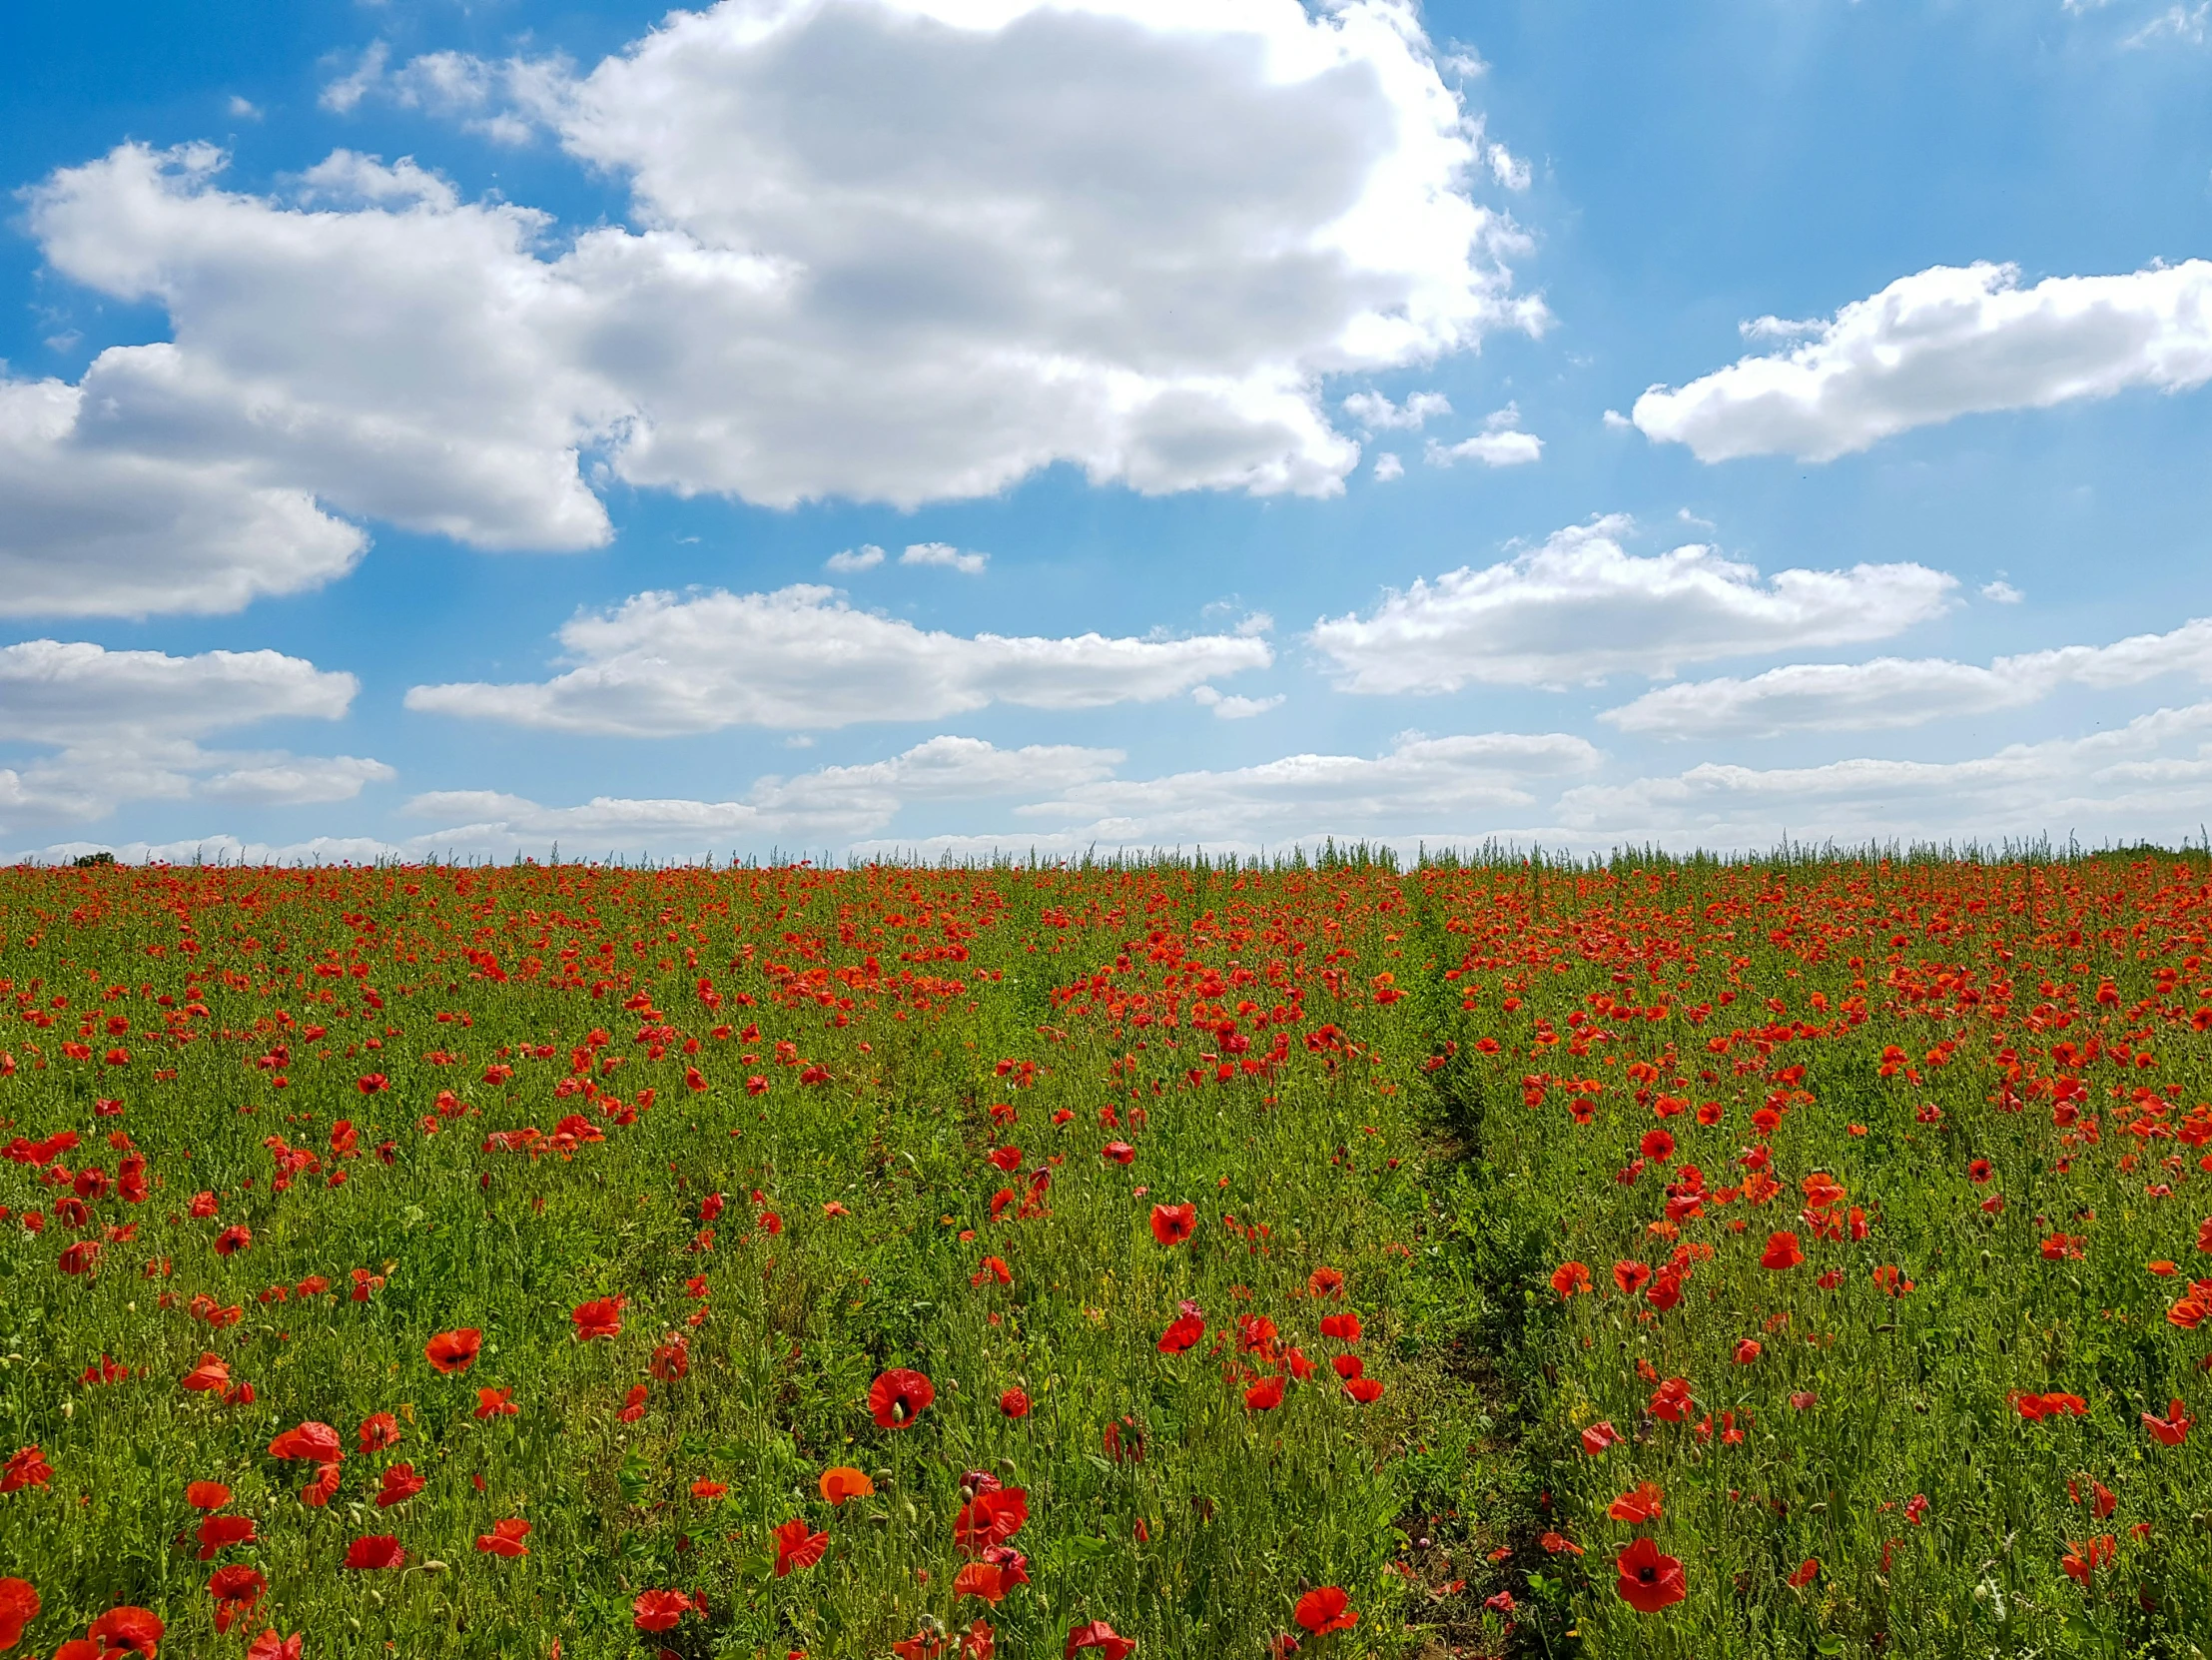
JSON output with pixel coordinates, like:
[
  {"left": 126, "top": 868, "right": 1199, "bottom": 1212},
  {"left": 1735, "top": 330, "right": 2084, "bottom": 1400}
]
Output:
[{"left": 1, "top": 850, "right": 2209, "bottom": 1659}]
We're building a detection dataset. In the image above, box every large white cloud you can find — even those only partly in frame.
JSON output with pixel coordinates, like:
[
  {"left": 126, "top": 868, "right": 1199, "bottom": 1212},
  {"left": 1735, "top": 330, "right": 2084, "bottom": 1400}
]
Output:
[
  {"left": 1308, "top": 516, "right": 1954, "bottom": 693},
  {"left": 7, "top": 0, "right": 1540, "bottom": 612},
  {"left": 0, "top": 376, "right": 367, "bottom": 617},
  {"left": 1603, "top": 614, "right": 2212, "bottom": 738},
  {"left": 0, "top": 640, "right": 390, "bottom": 827},
  {"left": 1634, "top": 260, "right": 2212, "bottom": 462},
  {"left": 403, "top": 733, "right": 1119, "bottom": 853},
  {"left": 404, "top": 584, "right": 1272, "bottom": 734}
]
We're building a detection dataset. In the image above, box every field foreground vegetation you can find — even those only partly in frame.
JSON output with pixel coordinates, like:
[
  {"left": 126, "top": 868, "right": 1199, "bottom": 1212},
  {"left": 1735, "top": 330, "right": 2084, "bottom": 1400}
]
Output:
[{"left": 2, "top": 851, "right": 2210, "bottom": 1660}]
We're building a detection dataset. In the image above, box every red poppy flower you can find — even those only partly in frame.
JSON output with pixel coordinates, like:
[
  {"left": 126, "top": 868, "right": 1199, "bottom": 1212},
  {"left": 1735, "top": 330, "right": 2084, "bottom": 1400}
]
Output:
[
  {"left": 196, "top": 1513, "right": 258, "bottom": 1559},
  {"left": 358, "top": 1413, "right": 401, "bottom": 1452},
  {"left": 1608, "top": 1481, "right": 1664, "bottom": 1523},
  {"left": 186, "top": 1481, "right": 232, "bottom": 1510},
  {"left": 618, "top": 1384, "right": 649, "bottom": 1422},
  {"left": 1064, "top": 1620, "right": 1136, "bottom": 1660},
  {"left": 0, "top": 1578, "right": 37, "bottom": 1652},
  {"left": 691, "top": 1479, "right": 728, "bottom": 1500},
  {"left": 1156, "top": 1313, "right": 1205, "bottom": 1354},
  {"left": 373, "top": 1462, "right": 425, "bottom": 1508},
  {"left": 1148, "top": 1204, "right": 1196, "bottom": 1245},
  {"left": 1760, "top": 1232, "right": 1805, "bottom": 1270},
  {"left": 773, "top": 1518, "right": 830, "bottom": 1577},
  {"left": 988, "top": 1147, "right": 1023, "bottom": 1173},
  {"left": 956, "top": 1488, "right": 1029, "bottom": 1553},
  {"left": 246, "top": 1631, "right": 304, "bottom": 1660},
  {"left": 632, "top": 1589, "right": 693, "bottom": 1633},
  {"left": 1733, "top": 1338, "right": 1762, "bottom": 1364},
  {"left": 1244, "top": 1376, "right": 1285, "bottom": 1411},
  {"left": 571, "top": 1296, "right": 626, "bottom": 1341},
  {"left": 1615, "top": 1537, "right": 1687, "bottom": 1612},
  {"left": 820, "top": 1466, "right": 875, "bottom": 1505},
  {"left": 215, "top": 1225, "right": 253, "bottom": 1256},
  {"left": 473, "top": 1387, "right": 518, "bottom": 1419},
  {"left": 1648, "top": 1377, "right": 1694, "bottom": 1423},
  {"left": 999, "top": 1388, "right": 1031, "bottom": 1418},
  {"left": 1294, "top": 1587, "right": 1356, "bottom": 1634},
  {"left": 971, "top": 1257, "right": 1012, "bottom": 1288},
  {"left": 1551, "top": 1261, "right": 1593, "bottom": 1297},
  {"left": 1101, "top": 1143, "right": 1135, "bottom": 1165},
  {"left": 1613, "top": 1261, "right": 1652, "bottom": 1295},
  {"left": 2143, "top": 1398, "right": 2193, "bottom": 1446},
  {"left": 475, "top": 1518, "right": 531, "bottom": 1558},
  {"left": 869, "top": 1368, "right": 936, "bottom": 1429},
  {"left": 1788, "top": 1558, "right": 1820, "bottom": 1588},
  {"left": 425, "top": 1328, "right": 482, "bottom": 1374},
  {"left": 180, "top": 1353, "right": 231, "bottom": 1393},
  {"left": 267, "top": 1422, "right": 341, "bottom": 1462},
  {"left": 1639, "top": 1129, "right": 1675, "bottom": 1163},
  {"left": 1579, "top": 1421, "right": 1621, "bottom": 1456},
  {"left": 1308, "top": 1266, "right": 1346, "bottom": 1298},
  {"left": 208, "top": 1564, "right": 266, "bottom": 1632},
  {"left": 651, "top": 1338, "right": 690, "bottom": 1382},
  {"left": 2061, "top": 1535, "right": 2116, "bottom": 1585},
  {"left": 345, "top": 1535, "right": 404, "bottom": 1571},
  {"left": 1541, "top": 1531, "right": 1586, "bottom": 1556},
  {"left": 86, "top": 1606, "right": 165, "bottom": 1655},
  {"left": 954, "top": 1562, "right": 1009, "bottom": 1604},
  {"left": 1343, "top": 1377, "right": 1384, "bottom": 1403}
]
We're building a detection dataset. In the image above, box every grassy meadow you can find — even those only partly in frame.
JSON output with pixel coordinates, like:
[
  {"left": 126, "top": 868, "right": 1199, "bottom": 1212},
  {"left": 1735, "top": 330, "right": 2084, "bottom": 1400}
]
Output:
[{"left": 1, "top": 851, "right": 2208, "bottom": 1659}]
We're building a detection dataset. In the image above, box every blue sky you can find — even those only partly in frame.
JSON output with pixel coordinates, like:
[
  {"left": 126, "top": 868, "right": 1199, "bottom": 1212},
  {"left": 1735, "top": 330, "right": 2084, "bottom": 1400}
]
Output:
[{"left": 3, "top": 0, "right": 2211, "bottom": 861}]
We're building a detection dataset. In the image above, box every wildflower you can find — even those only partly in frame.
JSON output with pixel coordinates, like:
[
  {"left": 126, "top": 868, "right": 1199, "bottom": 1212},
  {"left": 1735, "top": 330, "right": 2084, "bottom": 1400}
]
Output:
[
  {"left": 208, "top": 1564, "right": 266, "bottom": 1632},
  {"left": 955, "top": 1563, "right": 1009, "bottom": 1604},
  {"left": 2143, "top": 1398, "right": 2193, "bottom": 1446},
  {"left": 268, "top": 1422, "right": 341, "bottom": 1462},
  {"left": 344, "top": 1535, "right": 404, "bottom": 1571},
  {"left": 373, "top": 1462, "right": 424, "bottom": 1508},
  {"left": 1292, "top": 1587, "right": 1357, "bottom": 1635},
  {"left": 1788, "top": 1558, "right": 1820, "bottom": 1589},
  {"left": 246, "top": 1632, "right": 304, "bottom": 1660},
  {"left": 1615, "top": 1538, "right": 1687, "bottom": 1612},
  {"left": 358, "top": 1412, "right": 400, "bottom": 1452},
  {"left": 571, "top": 1296, "right": 625, "bottom": 1341},
  {"left": 870, "top": 1368, "right": 936, "bottom": 1429},
  {"left": 1580, "top": 1421, "right": 1621, "bottom": 1455},
  {"left": 1149, "top": 1204, "right": 1196, "bottom": 1245},
  {"left": 1608, "top": 1482, "right": 1664, "bottom": 1523},
  {"left": 1064, "top": 1620, "right": 1136, "bottom": 1659},
  {"left": 186, "top": 1481, "right": 232, "bottom": 1509},
  {"left": 632, "top": 1589, "right": 694, "bottom": 1633},
  {"left": 820, "top": 1466, "right": 876, "bottom": 1505},
  {"left": 476, "top": 1518, "right": 531, "bottom": 1557},
  {"left": 474, "top": 1387, "right": 518, "bottom": 1418},
  {"left": 425, "top": 1328, "right": 482, "bottom": 1373},
  {"left": 1244, "top": 1376, "right": 1285, "bottom": 1411},
  {"left": 1761, "top": 1232, "right": 1805, "bottom": 1270},
  {"left": 180, "top": 1353, "right": 231, "bottom": 1393},
  {"left": 1318, "top": 1312, "right": 1362, "bottom": 1341},
  {"left": 773, "top": 1518, "right": 829, "bottom": 1577},
  {"left": 0, "top": 1579, "right": 37, "bottom": 1652},
  {"left": 1157, "top": 1313, "right": 1205, "bottom": 1354},
  {"left": 999, "top": 1388, "right": 1031, "bottom": 1418},
  {"left": 618, "top": 1384, "right": 649, "bottom": 1422},
  {"left": 1550, "top": 1261, "right": 1593, "bottom": 1297},
  {"left": 85, "top": 1607, "right": 165, "bottom": 1655},
  {"left": 1649, "top": 1377, "right": 1695, "bottom": 1422}
]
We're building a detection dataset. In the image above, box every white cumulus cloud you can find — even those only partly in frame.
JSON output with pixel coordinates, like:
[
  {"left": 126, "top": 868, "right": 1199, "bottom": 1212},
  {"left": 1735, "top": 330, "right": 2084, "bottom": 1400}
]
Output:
[
  {"left": 1602, "top": 613, "right": 2212, "bottom": 739},
  {"left": 0, "top": 640, "right": 390, "bottom": 828},
  {"left": 404, "top": 584, "right": 1272, "bottom": 735},
  {"left": 1634, "top": 260, "right": 2212, "bottom": 462},
  {"left": 9, "top": 0, "right": 1545, "bottom": 610},
  {"left": 402, "top": 734, "right": 1119, "bottom": 853},
  {"left": 900, "top": 542, "right": 988, "bottom": 575},
  {"left": 1553, "top": 700, "right": 2212, "bottom": 851},
  {"left": 1309, "top": 515, "right": 1954, "bottom": 693},
  {"left": 1007, "top": 729, "right": 1601, "bottom": 843}
]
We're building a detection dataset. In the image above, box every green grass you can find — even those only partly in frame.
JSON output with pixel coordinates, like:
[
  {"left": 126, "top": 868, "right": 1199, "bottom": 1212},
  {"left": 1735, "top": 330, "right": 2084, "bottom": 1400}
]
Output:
[{"left": 2, "top": 852, "right": 2209, "bottom": 1658}]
